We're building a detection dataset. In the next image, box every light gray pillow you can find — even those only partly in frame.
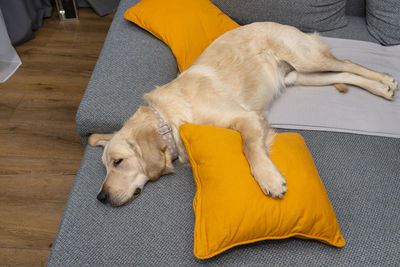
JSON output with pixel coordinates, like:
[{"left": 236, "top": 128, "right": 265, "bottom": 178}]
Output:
[
  {"left": 366, "top": 0, "right": 400, "bottom": 45},
  {"left": 210, "top": 0, "right": 347, "bottom": 32}
]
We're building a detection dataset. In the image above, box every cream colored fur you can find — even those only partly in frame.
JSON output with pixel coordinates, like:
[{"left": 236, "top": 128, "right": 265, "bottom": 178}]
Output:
[{"left": 89, "top": 22, "right": 398, "bottom": 206}]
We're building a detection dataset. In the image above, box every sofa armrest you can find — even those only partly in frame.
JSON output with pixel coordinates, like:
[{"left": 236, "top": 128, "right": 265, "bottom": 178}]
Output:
[{"left": 76, "top": 0, "right": 178, "bottom": 145}]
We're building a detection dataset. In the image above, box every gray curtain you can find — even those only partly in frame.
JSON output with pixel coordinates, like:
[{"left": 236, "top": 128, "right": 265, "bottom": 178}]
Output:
[
  {"left": 77, "top": 0, "right": 119, "bottom": 17},
  {"left": 0, "top": 0, "right": 52, "bottom": 46},
  {"left": 0, "top": 9, "right": 21, "bottom": 82}
]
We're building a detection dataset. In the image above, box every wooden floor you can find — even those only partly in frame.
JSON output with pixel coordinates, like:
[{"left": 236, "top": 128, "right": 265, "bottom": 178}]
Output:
[{"left": 0, "top": 8, "right": 114, "bottom": 266}]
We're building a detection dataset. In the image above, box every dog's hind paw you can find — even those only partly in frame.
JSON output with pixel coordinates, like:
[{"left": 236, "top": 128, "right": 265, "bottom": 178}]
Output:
[
  {"left": 379, "top": 83, "right": 396, "bottom": 100},
  {"left": 380, "top": 74, "right": 398, "bottom": 92},
  {"left": 383, "top": 85, "right": 397, "bottom": 100}
]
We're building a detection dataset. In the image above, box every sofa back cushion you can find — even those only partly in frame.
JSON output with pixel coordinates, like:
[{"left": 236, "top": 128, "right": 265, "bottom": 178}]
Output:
[
  {"left": 345, "top": 0, "right": 366, "bottom": 17},
  {"left": 366, "top": 0, "right": 400, "bottom": 45},
  {"left": 210, "top": 0, "right": 347, "bottom": 32}
]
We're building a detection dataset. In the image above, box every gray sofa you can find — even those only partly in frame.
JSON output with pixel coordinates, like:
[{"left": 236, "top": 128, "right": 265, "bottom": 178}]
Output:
[{"left": 48, "top": 0, "right": 400, "bottom": 265}]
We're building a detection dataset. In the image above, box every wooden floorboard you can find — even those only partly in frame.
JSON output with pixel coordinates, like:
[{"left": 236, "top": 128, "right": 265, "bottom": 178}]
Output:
[
  {"left": 0, "top": 7, "right": 114, "bottom": 266},
  {"left": 0, "top": 248, "right": 50, "bottom": 266}
]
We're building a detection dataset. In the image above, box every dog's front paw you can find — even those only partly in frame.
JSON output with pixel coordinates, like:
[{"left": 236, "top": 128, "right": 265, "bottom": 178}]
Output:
[{"left": 256, "top": 170, "right": 287, "bottom": 199}]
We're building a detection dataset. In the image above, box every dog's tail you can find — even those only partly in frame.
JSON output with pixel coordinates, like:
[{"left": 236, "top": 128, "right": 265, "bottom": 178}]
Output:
[
  {"left": 334, "top": 83, "right": 348, "bottom": 93},
  {"left": 333, "top": 60, "right": 351, "bottom": 93}
]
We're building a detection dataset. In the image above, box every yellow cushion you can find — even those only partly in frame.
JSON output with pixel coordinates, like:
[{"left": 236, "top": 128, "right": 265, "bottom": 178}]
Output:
[
  {"left": 179, "top": 124, "right": 345, "bottom": 259},
  {"left": 124, "top": 0, "right": 239, "bottom": 72}
]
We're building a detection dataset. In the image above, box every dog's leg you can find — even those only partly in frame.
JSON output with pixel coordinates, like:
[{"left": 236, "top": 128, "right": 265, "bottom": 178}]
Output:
[
  {"left": 321, "top": 59, "right": 398, "bottom": 92},
  {"left": 230, "top": 113, "right": 287, "bottom": 198},
  {"left": 285, "top": 71, "right": 396, "bottom": 100},
  {"left": 264, "top": 127, "right": 276, "bottom": 155},
  {"left": 258, "top": 114, "right": 276, "bottom": 154},
  {"left": 277, "top": 33, "right": 397, "bottom": 96}
]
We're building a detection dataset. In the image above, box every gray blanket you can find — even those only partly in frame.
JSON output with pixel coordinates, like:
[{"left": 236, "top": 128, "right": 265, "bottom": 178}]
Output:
[{"left": 268, "top": 37, "right": 400, "bottom": 138}]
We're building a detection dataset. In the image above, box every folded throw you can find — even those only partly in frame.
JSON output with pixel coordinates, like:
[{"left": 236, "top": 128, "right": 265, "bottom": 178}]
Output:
[{"left": 267, "top": 37, "right": 400, "bottom": 138}]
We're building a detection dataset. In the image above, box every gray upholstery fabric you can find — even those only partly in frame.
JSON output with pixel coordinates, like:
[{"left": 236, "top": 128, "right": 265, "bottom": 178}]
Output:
[
  {"left": 75, "top": 0, "right": 178, "bottom": 145},
  {"left": 345, "top": 0, "right": 365, "bottom": 17},
  {"left": 210, "top": 0, "right": 347, "bottom": 32},
  {"left": 319, "top": 16, "right": 377, "bottom": 43},
  {"left": 50, "top": 0, "right": 400, "bottom": 265},
  {"left": 48, "top": 131, "right": 400, "bottom": 265},
  {"left": 366, "top": 0, "right": 400, "bottom": 46}
]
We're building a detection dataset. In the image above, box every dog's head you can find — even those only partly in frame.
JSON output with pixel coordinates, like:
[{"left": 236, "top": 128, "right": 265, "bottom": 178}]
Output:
[{"left": 88, "top": 106, "right": 174, "bottom": 206}]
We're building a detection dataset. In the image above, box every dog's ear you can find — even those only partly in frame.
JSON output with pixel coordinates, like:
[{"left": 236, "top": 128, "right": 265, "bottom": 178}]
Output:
[
  {"left": 128, "top": 106, "right": 174, "bottom": 179},
  {"left": 88, "top": 133, "right": 114, "bottom": 147},
  {"left": 136, "top": 127, "right": 168, "bottom": 180}
]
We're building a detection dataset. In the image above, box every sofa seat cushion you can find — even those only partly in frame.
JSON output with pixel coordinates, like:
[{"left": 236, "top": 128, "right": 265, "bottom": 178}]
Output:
[{"left": 48, "top": 130, "right": 400, "bottom": 265}]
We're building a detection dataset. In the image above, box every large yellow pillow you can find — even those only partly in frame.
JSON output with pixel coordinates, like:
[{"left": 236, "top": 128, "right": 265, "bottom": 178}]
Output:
[
  {"left": 179, "top": 124, "right": 345, "bottom": 259},
  {"left": 124, "top": 0, "right": 239, "bottom": 72}
]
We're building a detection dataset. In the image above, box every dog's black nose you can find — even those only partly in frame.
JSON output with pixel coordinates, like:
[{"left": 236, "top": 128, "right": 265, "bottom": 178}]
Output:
[{"left": 97, "top": 190, "right": 109, "bottom": 204}]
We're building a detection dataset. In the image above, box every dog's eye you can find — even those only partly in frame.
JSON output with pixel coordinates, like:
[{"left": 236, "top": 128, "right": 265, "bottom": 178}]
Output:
[
  {"left": 133, "top": 188, "right": 141, "bottom": 196},
  {"left": 113, "top": 158, "right": 123, "bottom": 167}
]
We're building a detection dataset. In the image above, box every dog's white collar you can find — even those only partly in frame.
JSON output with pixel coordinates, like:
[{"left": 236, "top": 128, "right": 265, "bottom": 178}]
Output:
[{"left": 149, "top": 106, "right": 179, "bottom": 161}]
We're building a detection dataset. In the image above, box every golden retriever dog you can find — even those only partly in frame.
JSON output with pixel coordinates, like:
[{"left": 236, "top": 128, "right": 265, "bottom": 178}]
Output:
[{"left": 88, "top": 22, "right": 397, "bottom": 206}]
